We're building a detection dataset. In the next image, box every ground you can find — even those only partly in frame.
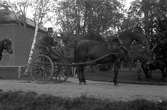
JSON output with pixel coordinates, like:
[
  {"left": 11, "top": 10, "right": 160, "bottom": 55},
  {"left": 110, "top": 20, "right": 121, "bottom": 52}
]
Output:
[{"left": 0, "top": 78, "right": 166, "bottom": 102}]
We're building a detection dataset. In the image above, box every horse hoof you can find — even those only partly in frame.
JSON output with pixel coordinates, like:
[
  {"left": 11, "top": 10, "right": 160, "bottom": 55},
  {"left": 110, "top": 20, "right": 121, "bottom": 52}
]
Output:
[
  {"left": 83, "top": 82, "right": 87, "bottom": 85},
  {"left": 79, "top": 82, "right": 87, "bottom": 85},
  {"left": 114, "top": 83, "right": 119, "bottom": 86},
  {"left": 113, "top": 79, "right": 118, "bottom": 86},
  {"left": 113, "top": 82, "right": 118, "bottom": 86}
]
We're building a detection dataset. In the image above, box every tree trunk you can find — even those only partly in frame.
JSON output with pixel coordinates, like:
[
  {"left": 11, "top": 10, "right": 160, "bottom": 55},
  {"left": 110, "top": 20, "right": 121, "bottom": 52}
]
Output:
[
  {"left": 24, "top": 21, "right": 39, "bottom": 75},
  {"left": 24, "top": 0, "right": 41, "bottom": 76}
]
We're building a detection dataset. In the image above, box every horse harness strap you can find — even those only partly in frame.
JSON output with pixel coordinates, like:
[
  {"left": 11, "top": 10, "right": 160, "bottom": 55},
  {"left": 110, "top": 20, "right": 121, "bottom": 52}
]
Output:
[{"left": 54, "top": 50, "right": 123, "bottom": 67}]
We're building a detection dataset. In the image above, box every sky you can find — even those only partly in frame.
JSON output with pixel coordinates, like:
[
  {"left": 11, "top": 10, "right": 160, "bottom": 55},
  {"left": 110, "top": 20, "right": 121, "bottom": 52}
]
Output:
[{"left": 124, "top": 0, "right": 135, "bottom": 9}]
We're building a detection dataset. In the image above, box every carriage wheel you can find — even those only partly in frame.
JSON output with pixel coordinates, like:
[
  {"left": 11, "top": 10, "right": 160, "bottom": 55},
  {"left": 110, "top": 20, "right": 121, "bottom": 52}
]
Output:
[
  {"left": 30, "top": 54, "right": 54, "bottom": 81},
  {"left": 53, "top": 64, "right": 70, "bottom": 81}
]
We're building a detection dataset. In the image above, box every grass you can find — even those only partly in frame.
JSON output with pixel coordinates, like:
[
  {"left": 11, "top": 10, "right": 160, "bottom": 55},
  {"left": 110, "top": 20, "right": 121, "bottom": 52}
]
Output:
[{"left": 0, "top": 90, "right": 166, "bottom": 110}]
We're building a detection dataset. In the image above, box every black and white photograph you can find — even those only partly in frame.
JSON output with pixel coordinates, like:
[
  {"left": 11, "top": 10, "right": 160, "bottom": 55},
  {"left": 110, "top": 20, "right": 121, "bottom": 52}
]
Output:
[{"left": 0, "top": 0, "right": 166, "bottom": 109}]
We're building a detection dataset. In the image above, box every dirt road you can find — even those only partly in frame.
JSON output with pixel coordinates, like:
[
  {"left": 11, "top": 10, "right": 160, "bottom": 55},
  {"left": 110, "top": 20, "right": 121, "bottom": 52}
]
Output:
[{"left": 0, "top": 78, "right": 166, "bottom": 101}]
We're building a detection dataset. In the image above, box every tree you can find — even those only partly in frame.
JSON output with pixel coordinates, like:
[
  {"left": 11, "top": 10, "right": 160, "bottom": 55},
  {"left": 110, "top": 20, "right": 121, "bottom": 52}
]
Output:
[
  {"left": 0, "top": 0, "right": 33, "bottom": 26},
  {"left": 0, "top": 1, "right": 19, "bottom": 22},
  {"left": 24, "top": 0, "right": 57, "bottom": 75},
  {"left": 10, "top": 0, "right": 31, "bottom": 26},
  {"left": 125, "top": 0, "right": 167, "bottom": 40},
  {"left": 56, "top": 0, "right": 124, "bottom": 40}
]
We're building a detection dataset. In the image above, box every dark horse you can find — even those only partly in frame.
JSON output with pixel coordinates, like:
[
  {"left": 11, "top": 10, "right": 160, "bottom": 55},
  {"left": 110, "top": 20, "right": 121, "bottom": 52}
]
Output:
[
  {"left": 148, "top": 37, "right": 167, "bottom": 81},
  {"left": 0, "top": 38, "right": 13, "bottom": 61},
  {"left": 74, "top": 31, "right": 147, "bottom": 85},
  {"left": 141, "top": 59, "right": 166, "bottom": 81}
]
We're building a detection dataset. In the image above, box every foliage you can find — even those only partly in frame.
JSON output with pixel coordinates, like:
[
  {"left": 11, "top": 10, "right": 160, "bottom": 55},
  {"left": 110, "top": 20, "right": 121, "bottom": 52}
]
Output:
[
  {"left": 31, "top": 0, "right": 57, "bottom": 26},
  {"left": 0, "top": 90, "right": 166, "bottom": 110},
  {"left": 23, "top": 0, "right": 58, "bottom": 75},
  {"left": 56, "top": 0, "right": 167, "bottom": 49},
  {"left": 1, "top": 0, "right": 58, "bottom": 26},
  {"left": 123, "top": 0, "right": 167, "bottom": 39},
  {"left": 0, "top": 1, "right": 17, "bottom": 22},
  {"left": 0, "top": 0, "right": 34, "bottom": 26},
  {"left": 8, "top": 0, "right": 32, "bottom": 23},
  {"left": 56, "top": 0, "right": 124, "bottom": 40}
]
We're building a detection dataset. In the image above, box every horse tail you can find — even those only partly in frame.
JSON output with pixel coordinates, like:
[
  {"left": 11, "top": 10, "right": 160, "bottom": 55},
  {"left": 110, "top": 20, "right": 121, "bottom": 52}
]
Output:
[
  {"left": 74, "top": 40, "right": 78, "bottom": 63},
  {"left": 73, "top": 40, "right": 77, "bottom": 63}
]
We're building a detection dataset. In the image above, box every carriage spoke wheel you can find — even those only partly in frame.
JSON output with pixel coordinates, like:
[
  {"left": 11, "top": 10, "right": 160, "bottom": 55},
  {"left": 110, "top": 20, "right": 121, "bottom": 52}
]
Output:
[
  {"left": 30, "top": 54, "right": 54, "bottom": 81},
  {"left": 54, "top": 64, "right": 70, "bottom": 81}
]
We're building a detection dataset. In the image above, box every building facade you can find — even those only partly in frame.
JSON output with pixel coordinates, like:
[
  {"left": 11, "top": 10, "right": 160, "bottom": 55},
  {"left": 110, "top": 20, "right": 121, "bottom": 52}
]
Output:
[{"left": 0, "top": 21, "right": 47, "bottom": 66}]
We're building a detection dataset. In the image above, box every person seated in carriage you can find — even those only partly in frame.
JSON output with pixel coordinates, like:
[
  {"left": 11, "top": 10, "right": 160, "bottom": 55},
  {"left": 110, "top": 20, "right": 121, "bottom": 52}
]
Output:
[{"left": 37, "top": 28, "right": 64, "bottom": 61}]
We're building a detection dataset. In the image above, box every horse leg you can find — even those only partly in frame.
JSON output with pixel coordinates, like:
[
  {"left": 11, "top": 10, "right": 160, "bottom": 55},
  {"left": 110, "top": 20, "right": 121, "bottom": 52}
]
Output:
[
  {"left": 160, "top": 68, "right": 166, "bottom": 81},
  {"left": 77, "top": 66, "right": 86, "bottom": 85},
  {"left": 149, "top": 70, "right": 152, "bottom": 79},
  {"left": 142, "top": 64, "right": 151, "bottom": 80},
  {"left": 113, "top": 61, "right": 120, "bottom": 86},
  {"left": 81, "top": 66, "right": 86, "bottom": 84},
  {"left": 128, "top": 60, "right": 133, "bottom": 71},
  {"left": 164, "top": 64, "right": 167, "bottom": 81},
  {"left": 76, "top": 66, "right": 81, "bottom": 83},
  {"left": 136, "top": 68, "right": 142, "bottom": 80},
  {"left": 72, "top": 66, "right": 77, "bottom": 78}
]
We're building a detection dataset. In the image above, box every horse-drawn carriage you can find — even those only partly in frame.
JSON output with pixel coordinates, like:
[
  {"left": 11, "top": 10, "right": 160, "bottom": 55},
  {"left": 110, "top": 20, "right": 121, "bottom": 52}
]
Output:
[
  {"left": 29, "top": 34, "right": 129, "bottom": 85},
  {"left": 28, "top": 30, "right": 167, "bottom": 85},
  {"left": 28, "top": 31, "right": 143, "bottom": 85},
  {"left": 30, "top": 36, "right": 72, "bottom": 81}
]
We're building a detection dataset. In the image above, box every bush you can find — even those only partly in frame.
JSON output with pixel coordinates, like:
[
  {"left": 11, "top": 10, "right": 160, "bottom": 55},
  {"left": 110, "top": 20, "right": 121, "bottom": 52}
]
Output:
[{"left": 0, "top": 90, "right": 166, "bottom": 110}]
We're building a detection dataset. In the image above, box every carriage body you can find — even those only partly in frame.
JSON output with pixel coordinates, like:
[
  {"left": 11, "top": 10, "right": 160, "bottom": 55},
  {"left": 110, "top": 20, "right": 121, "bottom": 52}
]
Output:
[{"left": 30, "top": 37, "right": 72, "bottom": 81}]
